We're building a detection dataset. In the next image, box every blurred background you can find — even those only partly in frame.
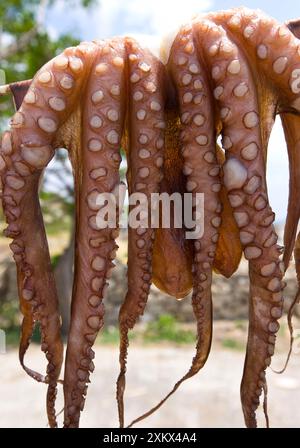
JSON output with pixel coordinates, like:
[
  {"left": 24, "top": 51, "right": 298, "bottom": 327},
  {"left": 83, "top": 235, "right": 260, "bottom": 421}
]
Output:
[{"left": 0, "top": 0, "right": 300, "bottom": 428}]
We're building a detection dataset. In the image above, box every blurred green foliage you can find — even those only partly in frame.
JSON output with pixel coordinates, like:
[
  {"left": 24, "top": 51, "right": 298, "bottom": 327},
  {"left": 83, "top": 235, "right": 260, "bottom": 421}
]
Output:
[
  {"left": 101, "top": 317, "right": 194, "bottom": 345},
  {"left": 0, "top": 296, "right": 41, "bottom": 345},
  {"left": 221, "top": 338, "right": 244, "bottom": 351},
  {"left": 100, "top": 326, "right": 135, "bottom": 345},
  {"left": 84, "top": 314, "right": 196, "bottom": 345},
  {"left": 0, "top": 257, "right": 47, "bottom": 343},
  {"left": 143, "top": 314, "right": 195, "bottom": 344},
  {"left": 234, "top": 320, "right": 246, "bottom": 330},
  {"left": 3, "top": 314, "right": 198, "bottom": 347},
  {"left": 0, "top": 0, "right": 98, "bottom": 120},
  {"left": 0, "top": 298, "right": 20, "bottom": 342},
  {"left": 0, "top": 1, "right": 95, "bottom": 73},
  {"left": 40, "top": 190, "right": 73, "bottom": 234}
]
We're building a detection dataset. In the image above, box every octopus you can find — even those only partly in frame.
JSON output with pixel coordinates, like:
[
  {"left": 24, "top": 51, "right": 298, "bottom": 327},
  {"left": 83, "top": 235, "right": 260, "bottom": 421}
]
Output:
[{"left": 0, "top": 7, "right": 300, "bottom": 428}]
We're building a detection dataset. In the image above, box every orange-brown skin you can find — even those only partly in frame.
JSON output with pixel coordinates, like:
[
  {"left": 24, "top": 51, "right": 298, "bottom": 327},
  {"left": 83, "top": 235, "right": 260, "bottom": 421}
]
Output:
[
  {"left": 1, "top": 38, "right": 167, "bottom": 428},
  {"left": 116, "top": 41, "right": 166, "bottom": 427},
  {"left": 5, "top": 81, "right": 240, "bottom": 304},
  {"left": 191, "top": 17, "right": 282, "bottom": 428},
  {"left": 210, "top": 7, "right": 300, "bottom": 426},
  {"left": 0, "top": 41, "right": 94, "bottom": 424},
  {"left": 62, "top": 39, "right": 128, "bottom": 428},
  {"left": 124, "top": 32, "right": 243, "bottom": 426},
  {"left": 126, "top": 25, "right": 222, "bottom": 427},
  {"left": 1, "top": 81, "right": 50, "bottom": 385},
  {"left": 128, "top": 8, "right": 300, "bottom": 428},
  {"left": 0, "top": 41, "right": 115, "bottom": 428}
]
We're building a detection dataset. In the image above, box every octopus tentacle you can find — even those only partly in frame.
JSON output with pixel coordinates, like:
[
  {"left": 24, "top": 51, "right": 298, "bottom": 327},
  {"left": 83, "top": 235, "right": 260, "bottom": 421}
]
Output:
[
  {"left": 1, "top": 163, "right": 61, "bottom": 427},
  {"left": 1, "top": 89, "right": 42, "bottom": 384},
  {"left": 0, "top": 44, "right": 95, "bottom": 427},
  {"left": 273, "top": 188, "right": 300, "bottom": 375},
  {"left": 191, "top": 18, "right": 283, "bottom": 427},
  {"left": 268, "top": 113, "right": 300, "bottom": 375},
  {"left": 116, "top": 40, "right": 166, "bottom": 428},
  {"left": 63, "top": 39, "right": 127, "bottom": 428},
  {"left": 291, "top": 232, "right": 300, "bottom": 323},
  {"left": 151, "top": 141, "right": 242, "bottom": 296},
  {"left": 213, "top": 8, "right": 300, "bottom": 269},
  {"left": 127, "top": 25, "right": 223, "bottom": 427},
  {"left": 216, "top": 7, "right": 300, "bottom": 378},
  {"left": 2, "top": 83, "right": 39, "bottom": 383}
]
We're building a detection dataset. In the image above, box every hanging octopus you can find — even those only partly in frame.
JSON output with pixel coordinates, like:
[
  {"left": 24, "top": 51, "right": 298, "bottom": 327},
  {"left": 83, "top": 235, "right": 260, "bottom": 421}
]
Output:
[{"left": 0, "top": 6, "right": 300, "bottom": 428}]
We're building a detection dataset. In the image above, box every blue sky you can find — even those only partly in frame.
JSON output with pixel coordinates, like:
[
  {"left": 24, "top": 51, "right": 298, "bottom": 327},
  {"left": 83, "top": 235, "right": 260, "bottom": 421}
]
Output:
[
  {"left": 46, "top": 0, "right": 299, "bottom": 223},
  {"left": 47, "top": 0, "right": 300, "bottom": 40}
]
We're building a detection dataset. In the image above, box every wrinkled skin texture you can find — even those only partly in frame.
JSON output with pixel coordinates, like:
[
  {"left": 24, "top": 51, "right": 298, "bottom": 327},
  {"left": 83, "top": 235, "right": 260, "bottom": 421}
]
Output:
[
  {"left": 1, "top": 7, "right": 300, "bottom": 429},
  {"left": 125, "top": 8, "right": 300, "bottom": 428},
  {"left": 0, "top": 38, "right": 166, "bottom": 428}
]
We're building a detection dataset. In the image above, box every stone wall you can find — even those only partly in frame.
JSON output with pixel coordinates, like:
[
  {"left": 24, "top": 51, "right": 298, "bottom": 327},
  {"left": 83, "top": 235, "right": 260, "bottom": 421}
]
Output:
[
  {"left": 101, "top": 259, "right": 299, "bottom": 324},
  {"left": 1, "top": 256, "right": 298, "bottom": 328}
]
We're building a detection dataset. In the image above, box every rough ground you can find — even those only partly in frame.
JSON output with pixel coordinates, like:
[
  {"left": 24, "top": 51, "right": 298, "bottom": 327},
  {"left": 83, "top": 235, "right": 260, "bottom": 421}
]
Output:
[{"left": 0, "top": 340, "right": 299, "bottom": 428}]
